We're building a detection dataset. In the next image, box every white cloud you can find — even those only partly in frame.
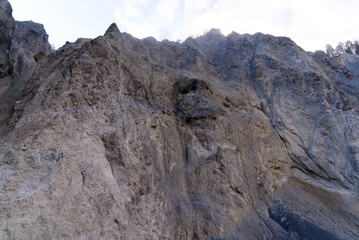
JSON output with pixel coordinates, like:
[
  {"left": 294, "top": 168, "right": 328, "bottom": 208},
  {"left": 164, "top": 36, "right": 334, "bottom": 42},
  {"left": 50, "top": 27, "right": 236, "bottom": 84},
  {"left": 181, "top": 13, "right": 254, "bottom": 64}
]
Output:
[
  {"left": 286, "top": 0, "right": 359, "bottom": 50},
  {"left": 114, "top": 0, "right": 359, "bottom": 51},
  {"left": 115, "top": 0, "right": 181, "bottom": 40},
  {"left": 156, "top": 0, "right": 180, "bottom": 22},
  {"left": 9, "top": 0, "right": 359, "bottom": 50},
  {"left": 124, "top": 3, "right": 142, "bottom": 19},
  {"left": 183, "top": 0, "right": 214, "bottom": 16}
]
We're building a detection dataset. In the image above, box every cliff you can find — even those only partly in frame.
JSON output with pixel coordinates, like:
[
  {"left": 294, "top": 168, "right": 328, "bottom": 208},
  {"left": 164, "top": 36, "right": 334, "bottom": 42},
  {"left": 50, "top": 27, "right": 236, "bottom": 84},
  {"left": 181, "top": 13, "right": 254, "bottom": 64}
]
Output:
[{"left": 0, "top": 1, "right": 358, "bottom": 239}]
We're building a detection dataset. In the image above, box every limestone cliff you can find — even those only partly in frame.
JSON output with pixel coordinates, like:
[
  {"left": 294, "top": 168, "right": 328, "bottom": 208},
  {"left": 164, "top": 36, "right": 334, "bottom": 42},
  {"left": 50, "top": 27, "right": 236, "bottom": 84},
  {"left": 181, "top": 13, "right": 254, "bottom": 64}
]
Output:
[{"left": 0, "top": 1, "right": 358, "bottom": 239}]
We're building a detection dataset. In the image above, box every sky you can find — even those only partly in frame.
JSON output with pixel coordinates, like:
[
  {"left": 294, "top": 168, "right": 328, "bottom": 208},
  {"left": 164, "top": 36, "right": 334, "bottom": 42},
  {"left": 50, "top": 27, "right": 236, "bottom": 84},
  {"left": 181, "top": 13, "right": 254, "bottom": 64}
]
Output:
[{"left": 8, "top": 0, "right": 359, "bottom": 51}]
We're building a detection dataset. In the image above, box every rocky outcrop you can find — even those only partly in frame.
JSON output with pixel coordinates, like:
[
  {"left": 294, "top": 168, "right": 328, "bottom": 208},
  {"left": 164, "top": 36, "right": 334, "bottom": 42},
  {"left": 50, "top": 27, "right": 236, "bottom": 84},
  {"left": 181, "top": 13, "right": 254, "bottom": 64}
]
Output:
[
  {"left": 11, "top": 20, "right": 52, "bottom": 81},
  {"left": 0, "top": 1, "right": 358, "bottom": 239},
  {"left": 0, "top": 0, "right": 14, "bottom": 123},
  {"left": 0, "top": 5, "right": 51, "bottom": 126},
  {"left": 0, "top": 0, "right": 14, "bottom": 78}
]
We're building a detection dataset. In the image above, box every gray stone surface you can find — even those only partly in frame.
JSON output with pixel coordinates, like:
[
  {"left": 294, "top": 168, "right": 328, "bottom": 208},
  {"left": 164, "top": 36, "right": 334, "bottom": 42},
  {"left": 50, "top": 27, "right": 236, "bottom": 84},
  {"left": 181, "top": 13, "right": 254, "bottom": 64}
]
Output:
[
  {"left": 0, "top": 0, "right": 14, "bottom": 123},
  {"left": 0, "top": 17, "right": 52, "bottom": 127},
  {"left": 0, "top": 1, "right": 359, "bottom": 239},
  {"left": 11, "top": 20, "right": 52, "bottom": 80},
  {"left": 0, "top": 0, "right": 14, "bottom": 78}
]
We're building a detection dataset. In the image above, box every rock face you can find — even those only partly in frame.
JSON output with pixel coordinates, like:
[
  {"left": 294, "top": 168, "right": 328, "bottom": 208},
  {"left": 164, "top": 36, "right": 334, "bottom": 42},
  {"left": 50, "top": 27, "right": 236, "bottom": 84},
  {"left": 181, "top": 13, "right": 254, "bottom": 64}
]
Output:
[
  {"left": 0, "top": 2, "right": 51, "bottom": 125},
  {"left": 0, "top": 0, "right": 14, "bottom": 78},
  {"left": 0, "top": 2, "right": 359, "bottom": 239},
  {"left": 11, "top": 20, "right": 52, "bottom": 82}
]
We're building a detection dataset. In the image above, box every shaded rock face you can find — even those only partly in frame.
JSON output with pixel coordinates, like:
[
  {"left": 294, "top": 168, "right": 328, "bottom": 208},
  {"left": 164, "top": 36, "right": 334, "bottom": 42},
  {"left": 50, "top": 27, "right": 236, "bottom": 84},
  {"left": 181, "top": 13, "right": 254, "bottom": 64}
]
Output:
[
  {"left": 0, "top": 0, "right": 14, "bottom": 78},
  {"left": 11, "top": 20, "right": 52, "bottom": 80},
  {"left": 0, "top": 9, "right": 51, "bottom": 126},
  {"left": 0, "top": 2, "right": 359, "bottom": 240}
]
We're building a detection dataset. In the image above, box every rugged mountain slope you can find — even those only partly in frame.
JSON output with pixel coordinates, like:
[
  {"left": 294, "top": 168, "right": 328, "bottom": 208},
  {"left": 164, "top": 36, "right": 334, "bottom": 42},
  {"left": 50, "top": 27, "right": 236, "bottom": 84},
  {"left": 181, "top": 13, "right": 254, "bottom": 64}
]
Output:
[
  {"left": 0, "top": 1, "right": 358, "bottom": 239},
  {"left": 0, "top": 0, "right": 51, "bottom": 124}
]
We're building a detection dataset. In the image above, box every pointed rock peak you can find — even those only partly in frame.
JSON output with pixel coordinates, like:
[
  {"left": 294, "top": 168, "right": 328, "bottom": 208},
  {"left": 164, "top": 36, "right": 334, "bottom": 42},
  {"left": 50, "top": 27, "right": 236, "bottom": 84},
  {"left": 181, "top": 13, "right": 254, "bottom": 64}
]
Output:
[
  {"left": 197, "top": 28, "right": 225, "bottom": 42},
  {"left": 228, "top": 31, "right": 240, "bottom": 37},
  {"left": 195, "top": 28, "right": 226, "bottom": 48},
  {"left": 207, "top": 28, "right": 222, "bottom": 36},
  {"left": 184, "top": 36, "right": 202, "bottom": 49},
  {"left": 105, "top": 23, "right": 120, "bottom": 37}
]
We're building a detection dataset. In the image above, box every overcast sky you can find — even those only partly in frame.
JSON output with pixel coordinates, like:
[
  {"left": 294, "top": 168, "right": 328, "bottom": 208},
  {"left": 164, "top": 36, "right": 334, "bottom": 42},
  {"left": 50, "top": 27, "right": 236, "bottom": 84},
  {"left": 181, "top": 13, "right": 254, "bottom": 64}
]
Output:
[{"left": 8, "top": 0, "right": 359, "bottom": 51}]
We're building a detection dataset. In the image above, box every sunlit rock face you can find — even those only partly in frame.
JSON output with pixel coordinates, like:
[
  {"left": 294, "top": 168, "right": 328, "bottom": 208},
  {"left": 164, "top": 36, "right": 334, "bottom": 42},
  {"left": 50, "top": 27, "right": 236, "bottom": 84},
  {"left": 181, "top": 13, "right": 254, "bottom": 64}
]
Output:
[{"left": 0, "top": 1, "right": 358, "bottom": 239}]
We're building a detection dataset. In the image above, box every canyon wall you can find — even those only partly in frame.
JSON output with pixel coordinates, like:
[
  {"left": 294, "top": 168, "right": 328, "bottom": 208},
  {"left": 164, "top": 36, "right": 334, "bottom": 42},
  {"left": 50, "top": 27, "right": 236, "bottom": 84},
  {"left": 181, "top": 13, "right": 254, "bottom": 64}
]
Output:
[{"left": 0, "top": 1, "right": 358, "bottom": 239}]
